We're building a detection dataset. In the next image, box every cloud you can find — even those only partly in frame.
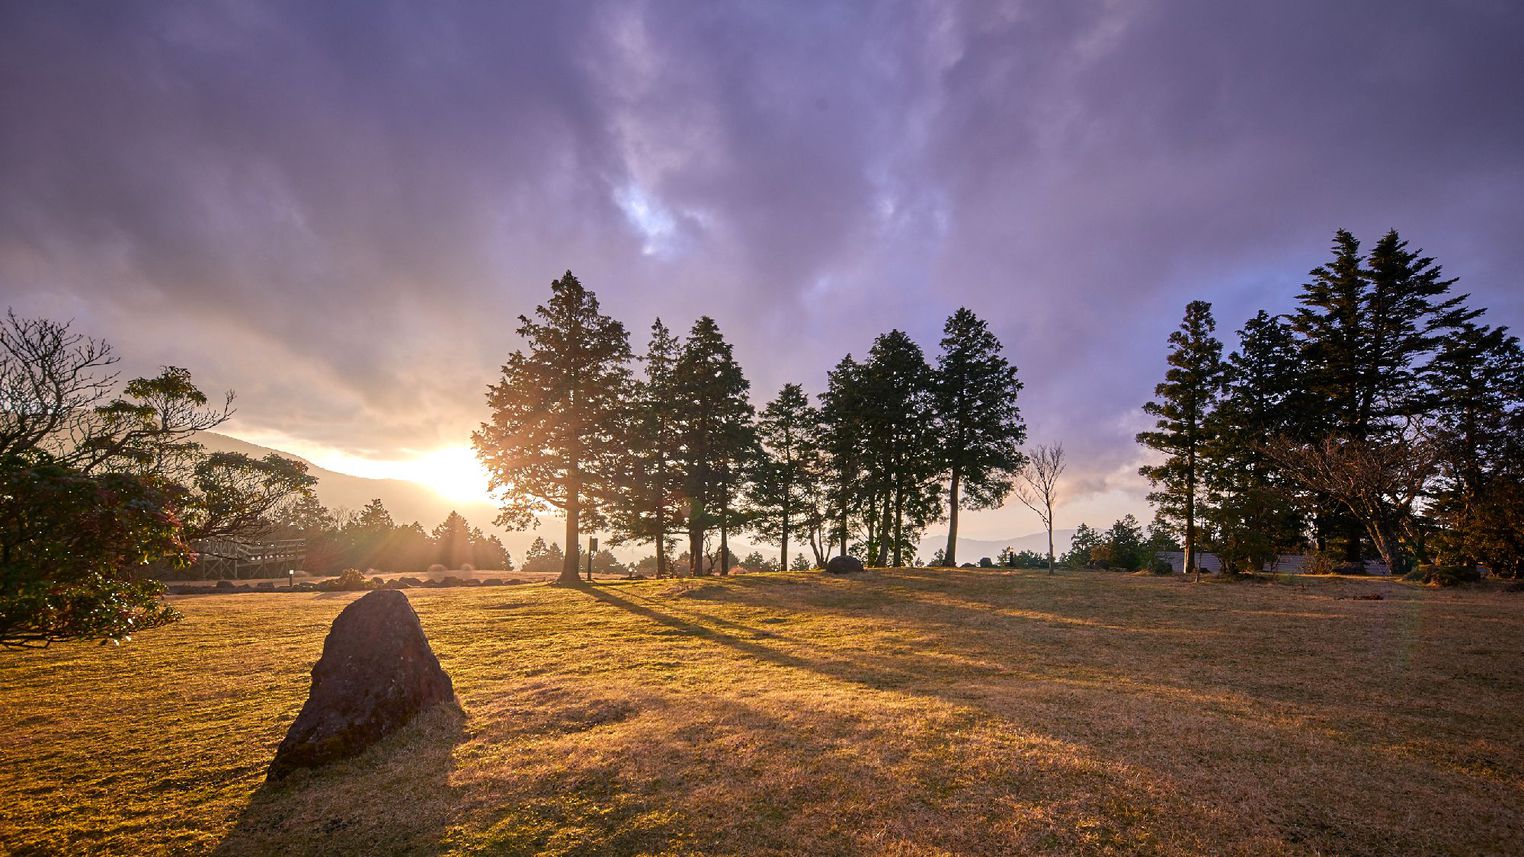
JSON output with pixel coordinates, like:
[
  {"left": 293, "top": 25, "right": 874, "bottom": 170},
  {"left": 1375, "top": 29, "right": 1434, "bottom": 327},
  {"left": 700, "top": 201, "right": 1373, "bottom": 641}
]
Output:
[{"left": 2, "top": 0, "right": 1522, "bottom": 530}]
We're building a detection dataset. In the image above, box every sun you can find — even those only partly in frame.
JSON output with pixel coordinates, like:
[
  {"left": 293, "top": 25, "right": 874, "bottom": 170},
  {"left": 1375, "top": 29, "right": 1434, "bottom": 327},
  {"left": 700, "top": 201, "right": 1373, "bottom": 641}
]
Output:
[{"left": 405, "top": 447, "right": 494, "bottom": 504}]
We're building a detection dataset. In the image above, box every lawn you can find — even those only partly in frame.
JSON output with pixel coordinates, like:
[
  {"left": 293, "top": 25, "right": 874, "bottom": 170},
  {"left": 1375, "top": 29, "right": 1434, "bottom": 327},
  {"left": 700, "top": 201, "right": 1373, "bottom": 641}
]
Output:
[{"left": 2, "top": 569, "right": 1521, "bottom": 856}]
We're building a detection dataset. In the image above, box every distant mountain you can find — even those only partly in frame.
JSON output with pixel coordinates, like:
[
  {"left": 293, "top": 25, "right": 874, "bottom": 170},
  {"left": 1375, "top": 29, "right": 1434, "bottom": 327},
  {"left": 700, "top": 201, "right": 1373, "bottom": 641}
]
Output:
[
  {"left": 198, "top": 432, "right": 513, "bottom": 546},
  {"left": 915, "top": 529, "right": 1077, "bottom": 564}
]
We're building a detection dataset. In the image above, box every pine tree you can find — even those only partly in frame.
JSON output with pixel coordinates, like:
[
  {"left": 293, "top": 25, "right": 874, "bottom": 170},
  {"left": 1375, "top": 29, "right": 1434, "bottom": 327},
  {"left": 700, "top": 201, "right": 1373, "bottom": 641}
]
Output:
[
  {"left": 1427, "top": 319, "right": 1524, "bottom": 572},
  {"left": 932, "top": 309, "right": 1026, "bottom": 566},
  {"left": 752, "top": 383, "right": 819, "bottom": 573},
  {"left": 1203, "top": 311, "right": 1305, "bottom": 572},
  {"left": 1289, "top": 229, "right": 1469, "bottom": 561},
  {"left": 1137, "top": 300, "right": 1224, "bottom": 581},
  {"left": 819, "top": 355, "right": 869, "bottom": 559},
  {"left": 858, "top": 330, "right": 942, "bottom": 567},
  {"left": 474, "top": 271, "right": 633, "bottom": 584},
  {"left": 431, "top": 511, "right": 471, "bottom": 569},
  {"left": 611, "top": 319, "right": 687, "bottom": 575},
  {"left": 673, "top": 317, "right": 755, "bottom": 575}
]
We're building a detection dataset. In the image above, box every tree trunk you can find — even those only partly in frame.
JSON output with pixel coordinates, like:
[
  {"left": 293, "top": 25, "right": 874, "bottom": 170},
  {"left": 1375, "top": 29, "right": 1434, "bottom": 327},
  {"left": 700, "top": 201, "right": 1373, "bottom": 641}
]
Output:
[
  {"left": 719, "top": 473, "right": 730, "bottom": 575},
  {"left": 1185, "top": 453, "right": 1198, "bottom": 583},
  {"left": 688, "top": 498, "right": 703, "bottom": 576},
  {"left": 780, "top": 501, "right": 789, "bottom": 576},
  {"left": 892, "top": 481, "right": 904, "bottom": 567},
  {"left": 560, "top": 477, "right": 581, "bottom": 585},
  {"left": 944, "top": 467, "right": 961, "bottom": 566},
  {"left": 656, "top": 516, "right": 667, "bottom": 578},
  {"left": 1046, "top": 498, "right": 1055, "bottom": 576}
]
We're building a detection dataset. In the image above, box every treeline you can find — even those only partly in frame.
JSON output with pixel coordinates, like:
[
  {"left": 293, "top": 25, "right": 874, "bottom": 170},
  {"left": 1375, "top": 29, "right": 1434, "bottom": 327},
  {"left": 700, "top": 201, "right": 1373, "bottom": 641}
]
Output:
[
  {"left": 1138, "top": 229, "right": 1524, "bottom": 581},
  {"left": 473, "top": 273, "right": 1030, "bottom": 583},
  {"left": 251, "top": 498, "right": 512, "bottom": 577}
]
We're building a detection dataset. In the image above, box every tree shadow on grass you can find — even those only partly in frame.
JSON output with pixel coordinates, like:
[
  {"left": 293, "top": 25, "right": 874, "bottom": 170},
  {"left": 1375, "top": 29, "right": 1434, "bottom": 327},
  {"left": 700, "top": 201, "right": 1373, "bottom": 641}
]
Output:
[
  {"left": 579, "top": 584, "right": 937, "bottom": 693},
  {"left": 213, "top": 703, "right": 466, "bottom": 857}
]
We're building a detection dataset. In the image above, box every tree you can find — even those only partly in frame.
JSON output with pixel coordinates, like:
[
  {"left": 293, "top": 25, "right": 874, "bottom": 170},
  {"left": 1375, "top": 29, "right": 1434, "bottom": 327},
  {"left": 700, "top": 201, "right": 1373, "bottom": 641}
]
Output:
[
  {"left": 819, "top": 355, "right": 869, "bottom": 560},
  {"left": 933, "top": 308, "right": 1026, "bottom": 565},
  {"left": 1062, "top": 523, "right": 1103, "bottom": 568},
  {"left": 0, "top": 460, "right": 186, "bottom": 647},
  {"left": 857, "top": 331, "right": 942, "bottom": 567},
  {"left": 1267, "top": 429, "right": 1439, "bottom": 576},
  {"left": 0, "top": 312, "right": 310, "bottom": 643},
  {"left": 1138, "top": 300, "right": 1225, "bottom": 582},
  {"left": 1013, "top": 443, "right": 1065, "bottom": 574},
  {"left": 1203, "top": 311, "right": 1305, "bottom": 574},
  {"left": 1288, "top": 229, "right": 1469, "bottom": 560},
  {"left": 474, "top": 271, "right": 633, "bottom": 584},
  {"left": 752, "top": 383, "right": 818, "bottom": 573},
  {"left": 673, "top": 317, "right": 755, "bottom": 575},
  {"left": 1424, "top": 320, "right": 1524, "bottom": 574},
  {"left": 609, "top": 319, "right": 688, "bottom": 576},
  {"left": 432, "top": 511, "right": 472, "bottom": 569},
  {"left": 522, "top": 537, "right": 565, "bottom": 573}
]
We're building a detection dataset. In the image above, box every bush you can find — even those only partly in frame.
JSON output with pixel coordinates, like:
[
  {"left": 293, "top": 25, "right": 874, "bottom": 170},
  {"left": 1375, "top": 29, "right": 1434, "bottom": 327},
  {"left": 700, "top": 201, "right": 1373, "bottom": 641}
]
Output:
[
  {"left": 1421, "top": 565, "right": 1483, "bottom": 587},
  {"left": 1150, "top": 558, "right": 1174, "bottom": 575},
  {"left": 316, "top": 568, "right": 375, "bottom": 592},
  {"left": 978, "top": 557, "right": 994, "bottom": 568}
]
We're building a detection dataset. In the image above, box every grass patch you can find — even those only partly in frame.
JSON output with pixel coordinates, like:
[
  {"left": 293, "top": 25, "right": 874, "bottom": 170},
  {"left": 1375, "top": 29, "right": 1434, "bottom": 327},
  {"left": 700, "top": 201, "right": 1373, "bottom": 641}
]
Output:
[{"left": 2, "top": 569, "right": 1522, "bottom": 854}]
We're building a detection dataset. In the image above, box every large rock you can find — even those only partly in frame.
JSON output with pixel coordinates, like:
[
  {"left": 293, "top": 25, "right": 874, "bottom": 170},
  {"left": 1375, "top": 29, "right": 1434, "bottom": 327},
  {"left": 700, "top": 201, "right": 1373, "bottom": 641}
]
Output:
[
  {"left": 825, "top": 555, "right": 865, "bottom": 574},
  {"left": 267, "top": 590, "right": 455, "bottom": 781}
]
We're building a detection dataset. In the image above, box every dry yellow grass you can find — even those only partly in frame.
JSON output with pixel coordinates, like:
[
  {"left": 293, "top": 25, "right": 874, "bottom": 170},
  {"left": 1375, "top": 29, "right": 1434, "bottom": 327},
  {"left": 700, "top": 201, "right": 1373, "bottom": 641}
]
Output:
[{"left": 2, "top": 569, "right": 1521, "bottom": 855}]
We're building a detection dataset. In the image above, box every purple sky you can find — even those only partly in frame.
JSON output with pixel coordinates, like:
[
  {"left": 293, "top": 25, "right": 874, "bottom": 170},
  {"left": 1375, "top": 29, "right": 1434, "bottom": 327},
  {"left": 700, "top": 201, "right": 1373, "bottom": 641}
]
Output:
[{"left": 3, "top": 1, "right": 1522, "bottom": 539}]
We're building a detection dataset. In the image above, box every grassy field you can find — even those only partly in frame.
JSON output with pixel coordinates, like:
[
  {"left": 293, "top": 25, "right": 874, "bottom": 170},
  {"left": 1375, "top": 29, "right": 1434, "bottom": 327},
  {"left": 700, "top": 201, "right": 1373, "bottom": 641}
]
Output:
[{"left": 2, "top": 569, "right": 1521, "bottom": 856}]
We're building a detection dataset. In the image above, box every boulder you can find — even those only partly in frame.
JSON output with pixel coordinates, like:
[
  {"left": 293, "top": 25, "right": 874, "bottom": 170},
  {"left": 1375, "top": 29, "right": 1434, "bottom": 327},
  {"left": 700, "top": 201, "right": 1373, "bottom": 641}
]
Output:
[
  {"left": 267, "top": 590, "right": 455, "bottom": 781},
  {"left": 825, "top": 555, "right": 865, "bottom": 574}
]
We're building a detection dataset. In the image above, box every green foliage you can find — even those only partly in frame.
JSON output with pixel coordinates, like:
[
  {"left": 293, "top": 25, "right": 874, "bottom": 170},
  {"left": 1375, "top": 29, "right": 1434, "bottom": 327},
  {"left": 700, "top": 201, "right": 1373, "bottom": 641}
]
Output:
[
  {"left": 316, "top": 568, "right": 375, "bottom": 592},
  {"left": 474, "top": 271, "right": 633, "bottom": 582},
  {"left": 1138, "top": 301, "right": 1224, "bottom": 575},
  {"left": 673, "top": 316, "right": 756, "bottom": 574},
  {"left": 751, "top": 383, "right": 820, "bottom": 573},
  {"left": 0, "top": 459, "right": 186, "bottom": 646},
  {"left": 997, "top": 548, "right": 1049, "bottom": 569},
  {"left": 933, "top": 308, "right": 1026, "bottom": 564}
]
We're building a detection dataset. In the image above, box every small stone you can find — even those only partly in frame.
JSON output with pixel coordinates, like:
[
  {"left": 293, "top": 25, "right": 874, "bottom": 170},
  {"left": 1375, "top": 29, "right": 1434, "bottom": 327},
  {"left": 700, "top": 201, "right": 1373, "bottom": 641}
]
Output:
[{"left": 267, "top": 590, "right": 455, "bottom": 781}]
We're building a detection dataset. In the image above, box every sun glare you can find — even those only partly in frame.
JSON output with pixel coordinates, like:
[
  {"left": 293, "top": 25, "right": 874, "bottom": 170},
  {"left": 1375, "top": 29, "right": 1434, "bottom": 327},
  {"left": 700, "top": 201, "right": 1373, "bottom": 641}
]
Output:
[{"left": 407, "top": 446, "right": 493, "bottom": 504}]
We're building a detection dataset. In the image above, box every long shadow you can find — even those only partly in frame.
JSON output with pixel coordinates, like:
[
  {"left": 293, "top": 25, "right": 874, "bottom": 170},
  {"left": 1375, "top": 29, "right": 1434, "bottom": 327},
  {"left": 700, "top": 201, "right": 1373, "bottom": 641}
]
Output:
[
  {"left": 580, "top": 584, "right": 963, "bottom": 694},
  {"left": 213, "top": 703, "right": 465, "bottom": 856}
]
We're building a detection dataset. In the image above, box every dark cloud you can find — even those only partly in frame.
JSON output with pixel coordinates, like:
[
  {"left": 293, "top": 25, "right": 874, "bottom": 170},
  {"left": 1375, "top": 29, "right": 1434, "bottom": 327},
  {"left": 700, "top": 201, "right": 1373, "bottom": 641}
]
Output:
[{"left": 2, "top": 0, "right": 1521, "bottom": 531}]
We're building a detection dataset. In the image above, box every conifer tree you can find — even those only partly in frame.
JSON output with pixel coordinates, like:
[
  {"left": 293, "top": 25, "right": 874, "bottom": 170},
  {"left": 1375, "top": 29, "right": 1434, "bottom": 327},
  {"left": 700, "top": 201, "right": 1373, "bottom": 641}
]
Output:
[
  {"left": 611, "top": 319, "right": 687, "bottom": 575},
  {"left": 474, "top": 271, "right": 633, "bottom": 584},
  {"left": 1289, "top": 229, "right": 1469, "bottom": 561},
  {"left": 932, "top": 308, "right": 1027, "bottom": 565},
  {"left": 431, "top": 511, "right": 471, "bottom": 569},
  {"left": 819, "top": 355, "right": 869, "bottom": 559},
  {"left": 1203, "top": 311, "right": 1305, "bottom": 572},
  {"left": 752, "top": 383, "right": 819, "bottom": 572},
  {"left": 1137, "top": 300, "right": 1224, "bottom": 581},
  {"left": 1427, "top": 319, "right": 1524, "bottom": 572},
  {"left": 858, "top": 330, "right": 942, "bottom": 567},
  {"left": 673, "top": 317, "right": 755, "bottom": 575}
]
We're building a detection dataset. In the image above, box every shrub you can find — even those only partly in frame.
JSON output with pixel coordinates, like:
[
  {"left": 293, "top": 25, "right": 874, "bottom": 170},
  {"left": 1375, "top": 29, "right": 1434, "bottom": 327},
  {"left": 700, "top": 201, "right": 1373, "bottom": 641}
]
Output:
[
  {"left": 316, "top": 568, "right": 375, "bottom": 592},
  {"left": 1421, "top": 565, "right": 1483, "bottom": 587}
]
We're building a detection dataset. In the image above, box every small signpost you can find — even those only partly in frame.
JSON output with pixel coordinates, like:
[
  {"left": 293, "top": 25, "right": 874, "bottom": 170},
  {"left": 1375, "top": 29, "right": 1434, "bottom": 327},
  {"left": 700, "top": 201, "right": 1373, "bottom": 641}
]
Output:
[
  {"left": 288, "top": 569, "right": 295, "bottom": 589},
  {"left": 586, "top": 537, "right": 597, "bottom": 583}
]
